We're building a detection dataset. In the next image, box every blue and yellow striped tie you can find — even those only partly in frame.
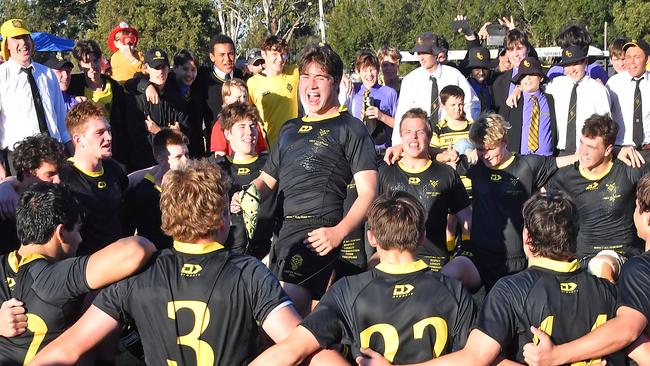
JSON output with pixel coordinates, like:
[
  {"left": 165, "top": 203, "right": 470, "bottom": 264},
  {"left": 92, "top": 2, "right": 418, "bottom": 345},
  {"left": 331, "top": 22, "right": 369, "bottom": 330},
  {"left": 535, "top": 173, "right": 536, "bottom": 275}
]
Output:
[{"left": 528, "top": 95, "right": 539, "bottom": 152}]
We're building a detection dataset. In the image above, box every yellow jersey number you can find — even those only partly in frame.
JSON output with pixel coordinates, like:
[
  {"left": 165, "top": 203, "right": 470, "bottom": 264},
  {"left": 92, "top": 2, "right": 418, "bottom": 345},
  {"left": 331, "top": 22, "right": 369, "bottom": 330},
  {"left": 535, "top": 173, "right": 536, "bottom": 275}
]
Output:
[
  {"left": 534, "top": 314, "right": 608, "bottom": 366},
  {"left": 23, "top": 313, "right": 47, "bottom": 365},
  {"left": 166, "top": 300, "right": 214, "bottom": 365}
]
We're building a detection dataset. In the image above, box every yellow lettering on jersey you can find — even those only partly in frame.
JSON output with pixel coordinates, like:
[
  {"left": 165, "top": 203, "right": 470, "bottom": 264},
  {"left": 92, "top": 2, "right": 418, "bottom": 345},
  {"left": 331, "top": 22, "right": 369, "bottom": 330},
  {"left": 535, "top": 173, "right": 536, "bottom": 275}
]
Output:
[
  {"left": 180, "top": 264, "right": 202, "bottom": 277},
  {"left": 24, "top": 313, "right": 48, "bottom": 365},
  {"left": 298, "top": 126, "right": 313, "bottom": 133},
  {"left": 392, "top": 284, "right": 414, "bottom": 298},
  {"left": 237, "top": 167, "right": 251, "bottom": 175},
  {"left": 97, "top": 181, "right": 107, "bottom": 189},
  {"left": 167, "top": 301, "right": 214, "bottom": 365},
  {"left": 560, "top": 282, "right": 578, "bottom": 293},
  {"left": 6, "top": 277, "right": 15, "bottom": 289},
  {"left": 585, "top": 182, "right": 599, "bottom": 191},
  {"left": 360, "top": 324, "right": 400, "bottom": 362},
  {"left": 408, "top": 177, "right": 421, "bottom": 185},
  {"left": 490, "top": 174, "right": 502, "bottom": 182},
  {"left": 413, "top": 317, "right": 449, "bottom": 358}
]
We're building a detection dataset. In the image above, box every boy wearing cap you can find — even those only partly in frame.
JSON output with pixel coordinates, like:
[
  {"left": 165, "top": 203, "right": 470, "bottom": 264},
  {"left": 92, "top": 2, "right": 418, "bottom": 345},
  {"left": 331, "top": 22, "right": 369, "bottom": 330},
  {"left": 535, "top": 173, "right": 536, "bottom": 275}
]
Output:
[
  {"left": 491, "top": 29, "right": 534, "bottom": 114},
  {"left": 606, "top": 38, "right": 650, "bottom": 149},
  {"left": 43, "top": 52, "right": 78, "bottom": 111},
  {"left": 0, "top": 19, "right": 72, "bottom": 177},
  {"left": 125, "top": 48, "right": 189, "bottom": 171},
  {"left": 547, "top": 24, "right": 608, "bottom": 85},
  {"left": 243, "top": 48, "right": 265, "bottom": 80},
  {"left": 500, "top": 57, "right": 558, "bottom": 156},
  {"left": 465, "top": 46, "right": 494, "bottom": 113},
  {"left": 393, "top": 32, "right": 480, "bottom": 146},
  {"left": 544, "top": 45, "right": 611, "bottom": 155},
  {"left": 107, "top": 21, "right": 145, "bottom": 84}
]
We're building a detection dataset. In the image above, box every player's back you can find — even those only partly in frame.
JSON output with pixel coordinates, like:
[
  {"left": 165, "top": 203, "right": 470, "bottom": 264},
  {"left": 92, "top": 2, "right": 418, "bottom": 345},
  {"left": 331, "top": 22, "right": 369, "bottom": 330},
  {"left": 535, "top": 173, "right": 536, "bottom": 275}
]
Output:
[{"left": 93, "top": 243, "right": 290, "bottom": 365}]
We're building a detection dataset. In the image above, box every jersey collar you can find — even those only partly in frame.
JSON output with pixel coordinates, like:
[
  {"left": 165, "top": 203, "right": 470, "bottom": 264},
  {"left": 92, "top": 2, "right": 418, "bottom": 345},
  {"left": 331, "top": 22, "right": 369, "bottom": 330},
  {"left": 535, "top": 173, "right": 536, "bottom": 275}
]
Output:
[
  {"left": 579, "top": 161, "right": 613, "bottom": 181},
  {"left": 398, "top": 159, "right": 433, "bottom": 174},
  {"left": 492, "top": 153, "right": 516, "bottom": 170},
  {"left": 376, "top": 259, "right": 429, "bottom": 274},
  {"left": 302, "top": 105, "right": 348, "bottom": 122},
  {"left": 528, "top": 257, "right": 580, "bottom": 273},
  {"left": 67, "top": 157, "right": 105, "bottom": 177},
  {"left": 227, "top": 155, "right": 259, "bottom": 165},
  {"left": 144, "top": 173, "right": 162, "bottom": 192},
  {"left": 7, "top": 251, "right": 47, "bottom": 273},
  {"left": 173, "top": 240, "right": 224, "bottom": 254}
]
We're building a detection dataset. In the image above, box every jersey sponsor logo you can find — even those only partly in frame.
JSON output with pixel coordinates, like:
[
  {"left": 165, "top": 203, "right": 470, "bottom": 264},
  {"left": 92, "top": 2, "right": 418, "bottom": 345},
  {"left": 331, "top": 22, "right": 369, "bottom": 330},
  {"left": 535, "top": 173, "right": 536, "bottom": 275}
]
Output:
[
  {"left": 298, "top": 125, "right": 313, "bottom": 133},
  {"left": 603, "top": 183, "right": 621, "bottom": 203},
  {"left": 97, "top": 181, "right": 107, "bottom": 189},
  {"left": 237, "top": 167, "right": 251, "bottom": 175},
  {"left": 393, "top": 284, "right": 414, "bottom": 298},
  {"left": 180, "top": 264, "right": 203, "bottom": 277},
  {"left": 290, "top": 254, "right": 303, "bottom": 271},
  {"left": 6, "top": 276, "right": 15, "bottom": 289},
  {"left": 559, "top": 282, "right": 578, "bottom": 293},
  {"left": 319, "top": 129, "right": 330, "bottom": 137},
  {"left": 408, "top": 177, "right": 421, "bottom": 185},
  {"left": 490, "top": 174, "right": 502, "bottom": 182},
  {"left": 429, "top": 179, "right": 439, "bottom": 188},
  {"left": 585, "top": 182, "right": 599, "bottom": 191}
]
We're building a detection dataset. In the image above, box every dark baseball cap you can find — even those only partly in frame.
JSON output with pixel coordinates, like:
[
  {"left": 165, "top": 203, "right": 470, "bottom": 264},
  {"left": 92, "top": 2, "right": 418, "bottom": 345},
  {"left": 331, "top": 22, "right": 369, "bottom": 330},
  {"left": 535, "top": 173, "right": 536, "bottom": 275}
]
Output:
[
  {"left": 465, "top": 47, "right": 493, "bottom": 69},
  {"left": 558, "top": 45, "right": 588, "bottom": 66},
  {"left": 623, "top": 38, "right": 650, "bottom": 56},
  {"left": 43, "top": 52, "right": 73, "bottom": 70},
  {"left": 247, "top": 48, "right": 264, "bottom": 66},
  {"left": 512, "top": 57, "right": 546, "bottom": 84},
  {"left": 144, "top": 48, "right": 169, "bottom": 68},
  {"left": 410, "top": 32, "right": 446, "bottom": 55}
]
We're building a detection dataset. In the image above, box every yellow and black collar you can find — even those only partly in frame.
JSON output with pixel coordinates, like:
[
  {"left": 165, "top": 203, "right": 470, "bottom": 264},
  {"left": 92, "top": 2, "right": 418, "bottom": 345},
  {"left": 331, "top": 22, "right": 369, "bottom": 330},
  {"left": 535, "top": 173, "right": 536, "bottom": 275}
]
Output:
[
  {"left": 7, "top": 251, "right": 47, "bottom": 273},
  {"left": 173, "top": 241, "right": 224, "bottom": 255},
  {"left": 376, "top": 259, "right": 429, "bottom": 274},
  {"left": 528, "top": 257, "right": 580, "bottom": 273}
]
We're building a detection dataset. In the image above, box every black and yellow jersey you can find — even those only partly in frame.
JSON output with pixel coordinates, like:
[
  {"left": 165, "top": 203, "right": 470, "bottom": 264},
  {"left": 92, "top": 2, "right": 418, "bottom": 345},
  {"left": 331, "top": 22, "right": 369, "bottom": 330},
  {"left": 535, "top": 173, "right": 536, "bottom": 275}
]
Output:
[
  {"left": 337, "top": 179, "right": 368, "bottom": 276},
  {"left": 545, "top": 160, "right": 650, "bottom": 259},
  {"left": 264, "top": 111, "right": 377, "bottom": 221},
  {"left": 0, "top": 252, "right": 90, "bottom": 365},
  {"left": 430, "top": 119, "right": 473, "bottom": 193},
  {"left": 476, "top": 257, "right": 625, "bottom": 365},
  {"left": 124, "top": 174, "right": 171, "bottom": 250},
  {"left": 93, "top": 241, "right": 291, "bottom": 365},
  {"left": 214, "top": 154, "right": 277, "bottom": 259},
  {"left": 379, "top": 160, "right": 470, "bottom": 270},
  {"left": 617, "top": 251, "right": 650, "bottom": 322},
  {"left": 301, "top": 259, "right": 476, "bottom": 364},
  {"left": 59, "top": 158, "right": 129, "bottom": 256}
]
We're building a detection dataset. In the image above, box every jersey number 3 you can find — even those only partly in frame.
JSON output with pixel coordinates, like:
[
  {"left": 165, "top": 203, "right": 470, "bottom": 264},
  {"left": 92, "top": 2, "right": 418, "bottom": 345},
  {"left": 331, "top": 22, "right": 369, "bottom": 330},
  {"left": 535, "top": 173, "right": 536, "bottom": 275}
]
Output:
[{"left": 166, "top": 301, "right": 215, "bottom": 365}]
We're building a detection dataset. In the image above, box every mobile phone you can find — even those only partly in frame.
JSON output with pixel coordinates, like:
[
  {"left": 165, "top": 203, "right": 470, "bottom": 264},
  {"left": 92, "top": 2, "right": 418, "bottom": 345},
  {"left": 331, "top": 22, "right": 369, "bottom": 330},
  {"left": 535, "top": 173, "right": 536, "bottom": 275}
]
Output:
[
  {"left": 451, "top": 19, "right": 472, "bottom": 36},
  {"left": 486, "top": 24, "right": 507, "bottom": 46}
]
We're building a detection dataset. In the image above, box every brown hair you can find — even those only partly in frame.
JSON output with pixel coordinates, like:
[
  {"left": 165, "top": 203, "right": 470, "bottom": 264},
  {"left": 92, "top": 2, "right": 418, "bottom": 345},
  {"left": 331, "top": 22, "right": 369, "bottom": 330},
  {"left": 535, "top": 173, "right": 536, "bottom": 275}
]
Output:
[
  {"left": 368, "top": 191, "right": 425, "bottom": 252},
  {"left": 153, "top": 128, "right": 188, "bottom": 160},
  {"left": 469, "top": 113, "right": 511, "bottom": 146},
  {"left": 608, "top": 38, "right": 628, "bottom": 59},
  {"left": 161, "top": 159, "right": 230, "bottom": 242},
  {"left": 298, "top": 44, "right": 344, "bottom": 85},
  {"left": 220, "top": 102, "right": 262, "bottom": 131},
  {"left": 376, "top": 45, "right": 402, "bottom": 63},
  {"left": 581, "top": 114, "right": 618, "bottom": 147},
  {"left": 66, "top": 101, "right": 105, "bottom": 137},
  {"left": 355, "top": 51, "right": 380, "bottom": 72},
  {"left": 440, "top": 85, "right": 465, "bottom": 105},
  {"left": 505, "top": 29, "right": 529, "bottom": 51},
  {"left": 523, "top": 191, "right": 579, "bottom": 260},
  {"left": 261, "top": 35, "right": 287, "bottom": 52},
  {"left": 399, "top": 108, "right": 432, "bottom": 139},
  {"left": 637, "top": 174, "right": 650, "bottom": 213},
  {"left": 221, "top": 78, "right": 248, "bottom": 100}
]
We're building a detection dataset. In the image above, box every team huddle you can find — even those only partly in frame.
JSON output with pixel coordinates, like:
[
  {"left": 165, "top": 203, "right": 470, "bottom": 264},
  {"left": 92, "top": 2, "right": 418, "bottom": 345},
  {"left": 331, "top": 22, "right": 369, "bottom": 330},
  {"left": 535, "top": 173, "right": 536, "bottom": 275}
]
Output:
[{"left": 0, "top": 11, "right": 649, "bottom": 366}]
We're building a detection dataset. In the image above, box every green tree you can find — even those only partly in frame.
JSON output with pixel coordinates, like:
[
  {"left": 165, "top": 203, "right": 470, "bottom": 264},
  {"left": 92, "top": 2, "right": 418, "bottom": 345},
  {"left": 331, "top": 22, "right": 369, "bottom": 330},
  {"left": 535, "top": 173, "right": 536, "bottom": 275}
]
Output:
[
  {"left": 1, "top": 0, "right": 98, "bottom": 39},
  {"left": 612, "top": 0, "right": 650, "bottom": 42}
]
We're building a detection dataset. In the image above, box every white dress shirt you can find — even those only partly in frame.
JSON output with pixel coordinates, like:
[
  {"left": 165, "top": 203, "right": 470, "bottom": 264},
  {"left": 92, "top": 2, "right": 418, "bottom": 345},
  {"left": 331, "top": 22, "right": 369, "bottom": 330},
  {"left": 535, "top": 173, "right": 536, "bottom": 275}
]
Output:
[
  {"left": 212, "top": 65, "right": 233, "bottom": 80},
  {"left": 0, "top": 58, "right": 70, "bottom": 149},
  {"left": 606, "top": 70, "right": 650, "bottom": 145},
  {"left": 392, "top": 64, "right": 480, "bottom": 144},
  {"left": 545, "top": 75, "right": 611, "bottom": 150}
]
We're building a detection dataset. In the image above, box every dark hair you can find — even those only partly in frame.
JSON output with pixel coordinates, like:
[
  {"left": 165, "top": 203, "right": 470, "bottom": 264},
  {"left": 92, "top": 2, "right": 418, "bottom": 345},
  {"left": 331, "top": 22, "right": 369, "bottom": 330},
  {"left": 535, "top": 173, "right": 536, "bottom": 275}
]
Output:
[
  {"left": 608, "top": 38, "right": 628, "bottom": 58},
  {"left": 220, "top": 102, "right": 262, "bottom": 131},
  {"left": 440, "top": 85, "right": 465, "bottom": 105},
  {"left": 368, "top": 191, "right": 425, "bottom": 252},
  {"left": 637, "top": 174, "right": 650, "bottom": 213},
  {"left": 16, "top": 183, "right": 80, "bottom": 245},
  {"left": 581, "top": 114, "right": 618, "bottom": 147},
  {"left": 556, "top": 24, "right": 592, "bottom": 52},
  {"left": 523, "top": 191, "right": 579, "bottom": 260},
  {"left": 505, "top": 29, "right": 529, "bottom": 51},
  {"left": 399, "top": 108, "right": 432, "bottom": 139},
  {"left": 12, "top": 134, "right": 66, "bottom": 182},
  {"left": 354, "top": 51, "right": 380, "bottom": 72},
  {"left": 209, "top": 34, "right": 235, "bottom": 54},
  {"left": 73, "top": 40, "right": 103, "bottom": 62},
  {"left": 261, "top": 35, "right": 287, "bottom": 52},
  {"left": 298, "top": 44, "right": 344, "bottom": 85},
  {"left": 173, "top": 49, "right": 198, "bottom": 68},
  {"left": 153, "top": 128, "right": 189, "bottom": 161}
]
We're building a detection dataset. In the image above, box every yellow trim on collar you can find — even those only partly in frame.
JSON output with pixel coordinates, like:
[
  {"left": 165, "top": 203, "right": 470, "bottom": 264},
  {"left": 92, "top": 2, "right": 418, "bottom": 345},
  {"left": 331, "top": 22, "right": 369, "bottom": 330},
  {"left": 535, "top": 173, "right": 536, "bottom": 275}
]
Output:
[
  {"left": 579, "top": 161, "right": 613, "bottom": 181},
  {"left": 528, "top": 257, "right": 580, "bottom": 273},
  {"left": 398, "top": 159, "right": 433, "bottom": 174},
  {"left": 67, "top": 157, "right": 104, "bottom": 177},
  {"left": 7, "top": 251, "right": 47, "bottom": 273},
  {"left": 144, "top": 173, "right": 161, "bottom": 192},
  {"left": 376, "top": 259, "right": 429, "bottom": 274},
  {"left": 301, "top": 106, "right": 347, "bottom": 122},
  {"left": 227, "top": 155, "right": 259, "bottom": 165},
  {"left": 493, "top": 153, "right": 516, "bottom": 170},
  {"left": 173, "top": 241, "right": 224, "bottom": 254}
]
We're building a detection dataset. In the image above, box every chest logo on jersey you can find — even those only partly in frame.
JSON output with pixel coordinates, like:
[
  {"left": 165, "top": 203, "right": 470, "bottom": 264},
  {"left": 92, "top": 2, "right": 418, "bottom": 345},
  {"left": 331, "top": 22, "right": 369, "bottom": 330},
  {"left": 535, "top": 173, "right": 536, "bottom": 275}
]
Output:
[
  {"left": 490, "top": 174, "right": 502, "bottom": 182},
  {"left": 290, "top": 254, "right": 303, "bottom": 271},
  {"left": 585, "top": 182, "right": 599, "bottom": 191},
  {"left": 429, "top": 180, "right": 439, "bottom": 188},
  {"left": 287, "top": 83, "right": 293, "bottom": 92},
  {"left": 6, "top": 277, "right": 15, "bottom": 289},
  {"left": 180, "top": 264, "right": 203, "bottom": 277},
  {"left": 603, "top": 183, "right": 621, "bottom": 203},
  {"left": 393, "top": 284, "right": 414, "bottom": 298},
  {"left": 559, "top": 282, "right": 578, "bottom": 294},
  {"left": 97, "top": 181, "right": 107, "bottom": 189},
  {"left": 408, "top": 177, "right": 421, "bottom": 185},
  {"left": 237, "top": 167, "right": 251, "bottom": 175},
  {"left": 298, "top": 126, "right": 313, "bottom": 133}
]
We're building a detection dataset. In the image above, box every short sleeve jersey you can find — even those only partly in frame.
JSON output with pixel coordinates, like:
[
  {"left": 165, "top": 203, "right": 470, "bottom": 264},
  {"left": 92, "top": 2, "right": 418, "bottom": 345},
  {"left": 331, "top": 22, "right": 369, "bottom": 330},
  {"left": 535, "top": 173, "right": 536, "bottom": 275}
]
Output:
[
  {"left": 476, "top": 258, "right": 624, "bottom": 365},
  {"left": 124, "top": 174, "right": 172, "bottom": 250},
  {"left": 379, "top": 160, "right": 470, "bottom": 269},
  {"left": 59, "top": 158, "right": 129, "bottom": 255},
  {"left": 94, "top": 241, "right": 290, "bottom": 365},
  {"left": 461, "top": 154, "right": 557, "bottom": 260},
  {"left": 301, "top": 260, "right": 476, "bottom": 364},
  {"left": 0, "top": 252, "right": 90, "bottom": 365},
  {"left": 617, "top": 251, "right": 650, "bottom": 322},
  {"left": 263, "top": 111, "right": 377, "bottom": 220},
  {"left": 546, "top": 160, "right": 650, "bottom": 259}
]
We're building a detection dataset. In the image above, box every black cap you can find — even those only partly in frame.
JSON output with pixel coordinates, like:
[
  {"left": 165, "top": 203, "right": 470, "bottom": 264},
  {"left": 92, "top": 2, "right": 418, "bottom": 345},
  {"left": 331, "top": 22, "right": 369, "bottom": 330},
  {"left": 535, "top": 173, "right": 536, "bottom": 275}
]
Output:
[
  {"left": 512, "top": 57, "right": 546, "bottom": 84},
  {"left": 465, "top": 47, "right": 493, "bottom": 69},
  {"left": 144, "top": 48, "right": 169, "bottom": 68},
  {"left": 558, "top": 45, "right": 587, "bottom": 66},
  {"left": 247, "top": 48, "right": 264, "bottom": 66},
  {"left": 43, "top": 52, "right": 73, "bottom": 70},
  {"left": 410, "top": 32, "right": 446, "bottom": 55},
  {"left": 623, "top": 38, "right": 650, "bottom": 56}
]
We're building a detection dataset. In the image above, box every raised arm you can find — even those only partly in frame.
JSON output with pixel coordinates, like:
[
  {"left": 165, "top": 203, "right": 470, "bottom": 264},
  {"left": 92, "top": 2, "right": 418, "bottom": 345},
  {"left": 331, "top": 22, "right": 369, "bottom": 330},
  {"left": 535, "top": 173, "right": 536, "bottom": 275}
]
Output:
[{"left": 85, "top": 235, "right": 156, "bottom": 289}]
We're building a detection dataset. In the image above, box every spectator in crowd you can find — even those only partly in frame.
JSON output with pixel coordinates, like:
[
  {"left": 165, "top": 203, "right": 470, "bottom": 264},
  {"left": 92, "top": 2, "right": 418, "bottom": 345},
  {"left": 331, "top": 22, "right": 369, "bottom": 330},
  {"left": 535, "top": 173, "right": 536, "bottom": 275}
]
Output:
[{"left": 107, "top": 21, "right": 145, "bottom": 84}]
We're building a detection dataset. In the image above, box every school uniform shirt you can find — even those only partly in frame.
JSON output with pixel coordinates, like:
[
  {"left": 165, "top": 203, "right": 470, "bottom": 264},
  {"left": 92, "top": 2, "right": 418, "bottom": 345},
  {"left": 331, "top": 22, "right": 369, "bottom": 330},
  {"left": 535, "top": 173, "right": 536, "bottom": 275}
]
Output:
[{"left": 607, "top": 70, "right": 650, "bottom": 145}]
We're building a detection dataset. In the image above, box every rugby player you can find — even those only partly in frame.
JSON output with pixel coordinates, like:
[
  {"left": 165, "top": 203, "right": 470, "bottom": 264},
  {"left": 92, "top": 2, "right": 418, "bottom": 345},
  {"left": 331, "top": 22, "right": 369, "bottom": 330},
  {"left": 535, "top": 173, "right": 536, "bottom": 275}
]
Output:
[
  {"left": 0, "top": 182, "right": 155, "bottom": 364},
  {"left": 250, "top": 191, "right": 476, "bottom": 365},
  {"left": 232, "top": 44, "right": 378, "bottom": 315}
]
